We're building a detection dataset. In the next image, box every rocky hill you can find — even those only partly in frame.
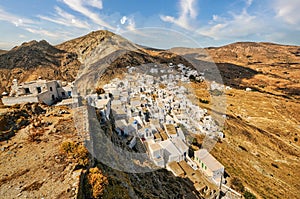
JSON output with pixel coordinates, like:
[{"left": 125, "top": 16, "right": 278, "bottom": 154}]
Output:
[
  {"left": 0, "top": 40, "right": 80, "bottom": 93},
  {"left": 207, "top": 42, "right": 300, "bottom": 98},
  {"left": 0, "top": 50, "right": 7, "bottom": 55}
]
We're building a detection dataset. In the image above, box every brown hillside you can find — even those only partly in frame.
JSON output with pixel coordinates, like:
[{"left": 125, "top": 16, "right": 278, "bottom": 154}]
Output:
[
  {"left": 0, "top": 50, "right": 7, "bottom": 55},
  {"left": 206, "top": 42, "right": 300, "bottom": 99}
]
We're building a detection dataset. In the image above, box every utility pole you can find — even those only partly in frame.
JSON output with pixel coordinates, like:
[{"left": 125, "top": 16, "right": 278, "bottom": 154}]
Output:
[{"left": 218, "top": 174, "right": 223, "bottom": 199}]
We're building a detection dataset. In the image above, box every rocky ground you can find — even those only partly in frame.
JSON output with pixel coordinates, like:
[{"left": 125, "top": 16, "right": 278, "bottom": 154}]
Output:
[{"left": 0, "top": 104, "right": 85, "bottom": 198}]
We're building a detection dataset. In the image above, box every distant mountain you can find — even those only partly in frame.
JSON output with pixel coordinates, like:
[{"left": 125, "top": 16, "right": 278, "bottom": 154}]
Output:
[
  {"left": 207, "top": 42, "right": 300, "bottom": 98},
  {"left": 0, "top": 50, "right": 7, "bottom": 55},
  {"left": 0, "top": 40, "right": 67, "bottom": 70}
]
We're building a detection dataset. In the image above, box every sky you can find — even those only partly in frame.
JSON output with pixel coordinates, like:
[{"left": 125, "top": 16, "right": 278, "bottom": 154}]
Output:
[{"left": 0, "top": 0, "right": 300, "bottom": 49}]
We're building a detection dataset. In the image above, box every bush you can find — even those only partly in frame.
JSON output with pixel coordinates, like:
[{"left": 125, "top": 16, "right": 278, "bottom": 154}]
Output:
[
  {"left": 60, "top": 141, "right": 89, "bottom": 167},
  {"left": 231, "top": 177, "right": 245, "bottom": 193},
  {"left": 244, "top": 191, "right": 256, "bottom": 199},
  {"left": 60, "top": 140, "right": 76, "bottom": 154},
  {"left": 87, "top": 167, "right": 108, "bottom": 198}
]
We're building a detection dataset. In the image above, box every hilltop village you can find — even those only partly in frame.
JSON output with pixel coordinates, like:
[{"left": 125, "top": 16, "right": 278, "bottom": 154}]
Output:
[
  {"left": 85, "top": 63, "right": 234, "bottom": 194},
  {"left": 1, "top": 63, "right": 241, "bottom": 198}
]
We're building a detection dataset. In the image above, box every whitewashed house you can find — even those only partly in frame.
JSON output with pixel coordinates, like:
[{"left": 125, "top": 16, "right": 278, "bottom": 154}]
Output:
[
  {"left": 159, "top": 139, "right": 182, "bottom": 163},
  {"left": 194, "top": 149, "right": 224, "bottom": 185},
  {"left": 138, "top": 126, "right": 154, "bottom": 141},
  {"left": 115, "top": 119, "right": 136, "bottom": 136},
  {"left": 171, "top": 137, "right": 188, "bottom": 158},
  {"left": 2, "top": 79, "right": 72, "bottom": 106},
  {"left": 148, "top": 141, "right": 165, "bottom": 167}
]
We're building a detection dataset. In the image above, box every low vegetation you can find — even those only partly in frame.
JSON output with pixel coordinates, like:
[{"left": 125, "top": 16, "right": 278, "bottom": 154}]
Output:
[
  {"left": 86, "top": 167, "right": 108, "bottom": 198},
  {"left": 60, "top": 141, "right": 89, "bottom": 167},
  {"left": 230, "top": 177, "right": 256, "bottom": 198}
]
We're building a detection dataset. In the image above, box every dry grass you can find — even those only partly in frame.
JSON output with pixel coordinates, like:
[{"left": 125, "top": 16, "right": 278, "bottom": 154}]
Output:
[
  {"left": 194, "top": 87, "right": 300, "bottom": 199},
  {"left": 60, "top": 140, "right": 89, "bottom": 167},
  {"left": 87, "top": 167, "right": 108, "bottom": 198}
]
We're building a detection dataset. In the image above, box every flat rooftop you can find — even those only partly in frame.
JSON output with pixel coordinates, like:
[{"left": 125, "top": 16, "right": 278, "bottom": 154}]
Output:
[
  {"left": 165, "top": 124, "right": 177, "bottom": 135},
  {"left": 195, "top": 149, "right": 224, "bottom": 171},
  {"left": 149, "top": 142, "right": 162, "bottom": 152},
  {"left": 167, "top": 161, "right": 185, "bottom": 177}
]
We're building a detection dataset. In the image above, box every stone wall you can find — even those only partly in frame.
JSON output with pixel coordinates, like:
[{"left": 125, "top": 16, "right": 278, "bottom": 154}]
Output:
[{"left": 2, "top": 95, "right": 39, "bottom": 106}]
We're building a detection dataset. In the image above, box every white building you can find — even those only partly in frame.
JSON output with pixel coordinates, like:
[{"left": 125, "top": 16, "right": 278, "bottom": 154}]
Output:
[
  {"left": 194, "top": 149, "right": 224, "bottom": 185},
  {"left": 159, "top": 139, "right": 183, "bottom": 163},
  {"left": 2, "top": 79, "right": 73, "bottom": 106},
  {"left": 148, "top": 141, "right": 165, "bottom": 167}
]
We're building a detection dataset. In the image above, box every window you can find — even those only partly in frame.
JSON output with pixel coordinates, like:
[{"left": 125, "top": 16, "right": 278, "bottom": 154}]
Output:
[
  {"left": 50, "top": 87, "right": 53, "bottom": 91},
  {"left": 52, "top": 95, "right": 55, "bottom": 100},
  {"left": 36, "top": 87, "right": 41, "bottom": 93},
  {"left": 24, "top": 88, "right": 30, "bottom": 94},
  {"left": 61, "top": 92, "right": 65, "bottom": 97}
]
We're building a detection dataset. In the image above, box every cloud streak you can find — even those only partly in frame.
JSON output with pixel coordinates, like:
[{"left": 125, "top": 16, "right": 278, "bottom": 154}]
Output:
[
  {"left": 161, "top": 0, "right": 198, "bottom": 30},
  {"left": 61, "top": 0, "right": 115, "bottom": 30},
  {"left": 0, "top": 7, "right": 35, "bottom": 27},
  {"left": 38, "top": 6, "right": 90, "bottom": 29},
  {"left": 198, "top": 9, "right": 261, "bottom": 40},
  {"left": 274, "top": 0, "right": 300, "bottom": 25}
]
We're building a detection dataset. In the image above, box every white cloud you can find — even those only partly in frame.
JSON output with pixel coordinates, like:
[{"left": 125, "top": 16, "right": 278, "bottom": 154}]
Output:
[
  {"left": 119, "top": 15, "right": 136, "bottom": 31},
  {"left": 0, "top": 8, "right": 35, "bottom": 27},
  {"left": 38, "top": 6, "right": 90, "bottom": 29},
  {"left": 274, "top": 0, "right": 300, "bottom": 25},
  {"left": 85, "top": 0, "right": 103, "bottom": 9},
  {"left": 197, "top": 6, "right": 262, "bottom": 40},
  {"left": 120, "top": 16, "right": 127, "bottom": 25},
  {"left": 126, "top": 18, "right": 136, "bottom": 31},
  {"left": 246, "top": 0, "right": 253, "bottom": 7},
  {"left": 25, "top": 28, "right": 61, "bottom": 38},
  {"left": 61, "top": 0, "right": 115, "bottom": 30},
  {"left": 161, "top": 0, "right": 198, "bottom": 30}
]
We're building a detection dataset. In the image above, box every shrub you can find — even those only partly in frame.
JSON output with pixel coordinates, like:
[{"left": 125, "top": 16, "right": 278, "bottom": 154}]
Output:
[
  {"left": 60, "top": 141, "right": 89, "bottom": 167},
  {"left": 231, "top": 177, "right": 245, "bottom": 193},
  {"left": 60, "top": 141, "right": 76, "bottom": 154},
  {"left": 87, "top": 167, "right": 108, "bottom": 198},
  {"left": 244, "top": 191, "right": 256, "bottom": 199}
]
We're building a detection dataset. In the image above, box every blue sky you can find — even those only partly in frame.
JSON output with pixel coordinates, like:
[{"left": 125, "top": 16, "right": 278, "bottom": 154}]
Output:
[{"left": 0, "top": 0, "right": 300, "bottom": 49}]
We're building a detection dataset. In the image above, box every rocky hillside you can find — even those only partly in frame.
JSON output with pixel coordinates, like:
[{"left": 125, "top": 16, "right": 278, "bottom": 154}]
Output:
[
  {"left": 0, "top": 50, "right": 7, "bottom": 55},
  {"left": 0, "top": 104, "right": 88, "bottom": 198},
  {"left": 207, "top": 42, "right": 300, "bottom": 99},
  {"left": 171, "top": 44, "right": 300, "bottom": 198},
  {"left": 0, "top": 40, "right": 80, "bottom": 93}
]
